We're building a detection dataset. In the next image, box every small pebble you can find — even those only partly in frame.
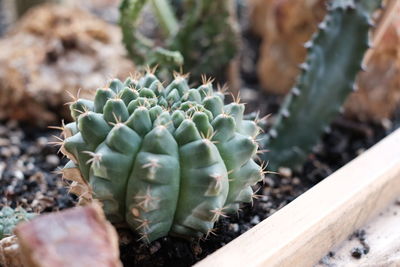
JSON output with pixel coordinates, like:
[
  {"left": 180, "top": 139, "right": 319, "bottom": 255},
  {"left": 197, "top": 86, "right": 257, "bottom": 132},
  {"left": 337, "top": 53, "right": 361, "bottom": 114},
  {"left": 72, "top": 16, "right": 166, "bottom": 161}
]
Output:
[
  {"left": 37, "top": 137, "right": 48, "bottom": 147},
  {"left": 269, "top": 209, "right": 277, "bottom": 215},
  {"left": 229, "top": 223, "right": 239, "bottom": 232},
  {"left": 292, "top": 177, "right": 301, "bottom": 185},
  {"left": 356, "top": 148, "right": 366, "bottom": 156},
  {"left": 13, "top": 170, "right": 24, "bottom": 180},
  {"left": 10, "top": 136, "right": 20, "bottom": 145},
  {"left": 354, "top": 229, "right": 366, "bottom": 241},
  {"left": 281, "top": 178, "right": 290, "bottom": 185},
  {"left": 6, "top": 120, "right": 18, "bottom": 129},
  {"left": 1, "top": 147, "right": 12, "bottom": 158},
  {"left": 0, "top": 138, "right": 10, "bottom": 146},
  {"left": 278, "top": 167, "right": 292, "bottom": 178},
  {"left": 149, "top": 242, "right": 161, "bottom": 254},
  {"left": 9, "top": 146, "right": 20, "bottom": 156},
  {"left": 263, "top": 176, "right": 275, "bottom": 187},
  {"left": 259, "top": 203, "right": 271, "bottom": 211},
  {"left": 381, "top": 118, "right": 392, "bottom": 130},
  {"left": 46, "top": 155, "right": 60, "bottom": 166},
  {"left": 26, "top": 163, "right": 35, "bottom": 171},
  {"left": 250, "top": 215, "right": 260, "bottom": 225},
  {"left": 351, "top": 247, "right": 363, "bottom": 259},
  {"left": 0, "top": 125, "right": 7, "bottom": 135}
]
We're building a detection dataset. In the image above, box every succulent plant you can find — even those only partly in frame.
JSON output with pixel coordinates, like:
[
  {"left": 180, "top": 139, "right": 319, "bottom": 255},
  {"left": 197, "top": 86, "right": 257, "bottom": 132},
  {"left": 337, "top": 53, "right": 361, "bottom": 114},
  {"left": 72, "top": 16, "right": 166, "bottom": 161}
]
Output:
[
  {"left": 0, "top": 207, "right": 35, "bottom": 239},
  {"left": 259, "top": 0, "right": 382, "bottom": 170},
  {"left": 119, "top": 0, "right": 240, "bottom": 81},
  {"left": 59, "top": 71, "right": 264, "bottom": 242}
]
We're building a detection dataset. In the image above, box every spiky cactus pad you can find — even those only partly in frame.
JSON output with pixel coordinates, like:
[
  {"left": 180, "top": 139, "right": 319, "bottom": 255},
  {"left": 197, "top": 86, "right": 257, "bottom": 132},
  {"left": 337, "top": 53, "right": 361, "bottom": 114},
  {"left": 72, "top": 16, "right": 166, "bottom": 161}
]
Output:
[
  {"left": 60, "top": 71, "right": 264, "bottom": 242},
  {"left": 259, "top": 0, "right": 381, "bottom": 170},
  {"left": 0, "top": 207, "right": 35, "bottom": 239}
]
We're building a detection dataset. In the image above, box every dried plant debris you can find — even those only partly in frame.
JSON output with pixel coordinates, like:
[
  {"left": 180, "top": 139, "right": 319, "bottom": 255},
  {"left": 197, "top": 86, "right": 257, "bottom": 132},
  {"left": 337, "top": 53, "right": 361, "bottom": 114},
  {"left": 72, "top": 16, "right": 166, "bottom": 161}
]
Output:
[{"left": 0, "top": 4, "right": 134, "bottom": 126}]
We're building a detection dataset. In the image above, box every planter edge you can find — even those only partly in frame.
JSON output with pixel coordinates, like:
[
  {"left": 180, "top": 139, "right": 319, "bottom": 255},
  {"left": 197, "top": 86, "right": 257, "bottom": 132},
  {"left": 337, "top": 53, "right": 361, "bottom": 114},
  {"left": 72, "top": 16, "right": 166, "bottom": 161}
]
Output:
[{"left": 195, "top": 128, "right": 400, "bottom": 267}]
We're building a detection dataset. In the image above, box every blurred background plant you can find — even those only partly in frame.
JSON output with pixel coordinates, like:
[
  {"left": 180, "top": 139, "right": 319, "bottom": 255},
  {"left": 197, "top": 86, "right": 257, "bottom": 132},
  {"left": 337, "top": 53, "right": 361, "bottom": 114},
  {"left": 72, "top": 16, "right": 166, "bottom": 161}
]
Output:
[{"left": 119, "top": 0, "right": 241, "bottom": 85}]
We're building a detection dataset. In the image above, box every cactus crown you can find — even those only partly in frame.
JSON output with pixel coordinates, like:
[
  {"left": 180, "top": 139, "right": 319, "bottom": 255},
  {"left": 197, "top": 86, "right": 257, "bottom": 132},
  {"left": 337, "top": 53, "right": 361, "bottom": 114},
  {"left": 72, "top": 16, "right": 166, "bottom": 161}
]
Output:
[
  {"left": 0, "top": 207, "right": 35, "bottom": 239},
  {"left": 60, "top": 71, "right": 264, "bottom": 242}
]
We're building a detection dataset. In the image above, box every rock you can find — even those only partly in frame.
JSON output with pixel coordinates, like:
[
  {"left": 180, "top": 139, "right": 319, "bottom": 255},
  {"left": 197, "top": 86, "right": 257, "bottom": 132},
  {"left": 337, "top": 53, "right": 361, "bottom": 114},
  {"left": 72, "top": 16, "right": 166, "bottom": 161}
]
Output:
[
  {"left": 0, "top": 4, "right": 134, "bottom": 126},
  {"left": 15, "top": 203, "right": 122, "bottom": 267},
  {"left": 249, "top": 0, "right": 400, "bottom": 122}
]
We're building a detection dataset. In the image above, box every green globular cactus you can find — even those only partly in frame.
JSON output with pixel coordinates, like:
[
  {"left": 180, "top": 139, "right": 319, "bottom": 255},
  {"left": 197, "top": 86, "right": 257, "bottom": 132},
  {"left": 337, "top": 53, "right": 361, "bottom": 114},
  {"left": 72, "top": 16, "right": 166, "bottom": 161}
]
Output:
[
  {"left": 259, "top": 0, "right": 382, "bottom": 170},
  {"left": 0, "top": 207, "right": 35, "bottom": 239},
  {"left": 119, "top": 0, "right": 240, "bottom": 81},
  {"left": 60, "top": 71, "right": 264, "bottom": 242}
]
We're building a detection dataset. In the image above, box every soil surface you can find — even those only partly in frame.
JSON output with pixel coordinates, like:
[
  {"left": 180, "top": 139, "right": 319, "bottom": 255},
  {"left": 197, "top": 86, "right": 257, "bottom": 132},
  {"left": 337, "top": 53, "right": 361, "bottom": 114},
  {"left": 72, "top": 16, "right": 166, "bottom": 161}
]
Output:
[{"left": 0, "top": 106, "right": 393, "bottom": 266}]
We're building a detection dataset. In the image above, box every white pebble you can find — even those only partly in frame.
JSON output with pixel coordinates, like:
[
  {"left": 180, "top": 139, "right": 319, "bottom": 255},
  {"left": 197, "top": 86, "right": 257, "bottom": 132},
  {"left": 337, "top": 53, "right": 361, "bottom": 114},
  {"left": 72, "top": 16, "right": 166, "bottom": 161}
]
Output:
[
  {"left": 13, "top": 170, "right": 24, "bottom": 180},
  {"left": 250, "top": 215, "right": 260, "bottom": 225},
  {"left": 46, "top": 155, "right": 60, "bottom": 166},
  {"left": 229, "top": 223, "right": 239, "bottom": 232}
]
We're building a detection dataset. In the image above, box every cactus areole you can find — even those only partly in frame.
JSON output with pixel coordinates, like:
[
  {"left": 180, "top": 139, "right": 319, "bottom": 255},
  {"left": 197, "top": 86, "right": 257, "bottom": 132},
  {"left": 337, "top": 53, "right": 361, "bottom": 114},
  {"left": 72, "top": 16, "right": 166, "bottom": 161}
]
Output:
[{"left": 60, "top": 71, "right": 264, "bottom": 242}]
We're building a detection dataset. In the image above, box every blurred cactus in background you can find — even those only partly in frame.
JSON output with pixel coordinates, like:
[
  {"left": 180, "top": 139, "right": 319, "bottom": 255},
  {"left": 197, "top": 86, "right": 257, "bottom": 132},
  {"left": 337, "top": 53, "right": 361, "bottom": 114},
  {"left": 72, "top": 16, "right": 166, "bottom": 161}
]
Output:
[
  {"left": 0, "top": 207, "right": 35, "bottom": 240},
  {"left": 59, "top": 71, "right": 264, "bottom": 242},
  {"left": 259, "top": 0, "right": 382, "bottom": 170},
  {"left": 119, "top": 0, "right": 240, "bottom": 83},
  {"left": 250, "top": 0, "right": 400, "bottom": 122}
]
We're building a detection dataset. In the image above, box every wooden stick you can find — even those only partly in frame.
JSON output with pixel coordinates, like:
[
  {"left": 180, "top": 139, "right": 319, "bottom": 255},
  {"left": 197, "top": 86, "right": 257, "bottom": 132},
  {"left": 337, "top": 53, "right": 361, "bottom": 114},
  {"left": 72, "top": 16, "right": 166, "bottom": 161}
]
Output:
[{"left": 196, "top": 128, "right": 400, "bottom": 267}]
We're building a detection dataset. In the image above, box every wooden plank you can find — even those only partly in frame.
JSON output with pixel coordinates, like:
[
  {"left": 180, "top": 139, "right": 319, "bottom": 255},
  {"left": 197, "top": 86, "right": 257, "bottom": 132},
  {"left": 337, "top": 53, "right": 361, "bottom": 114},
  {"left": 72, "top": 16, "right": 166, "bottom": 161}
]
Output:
[
  {"left": 196, "top": 128, "right": 400, "bottom": 267},
  {"left": 316, "top": 200, "right": 400, "bottom": 266}
]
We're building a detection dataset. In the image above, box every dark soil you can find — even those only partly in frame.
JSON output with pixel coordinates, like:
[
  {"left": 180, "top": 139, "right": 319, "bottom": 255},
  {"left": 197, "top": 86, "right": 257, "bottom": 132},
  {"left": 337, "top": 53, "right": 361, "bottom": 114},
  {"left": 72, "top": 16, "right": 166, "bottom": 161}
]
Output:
[
  {"left": 0, "top": 106, "right": 392, "bottom": 267},
  {"left": 0, "top": 120, "right": 76, "bottom": 212}
]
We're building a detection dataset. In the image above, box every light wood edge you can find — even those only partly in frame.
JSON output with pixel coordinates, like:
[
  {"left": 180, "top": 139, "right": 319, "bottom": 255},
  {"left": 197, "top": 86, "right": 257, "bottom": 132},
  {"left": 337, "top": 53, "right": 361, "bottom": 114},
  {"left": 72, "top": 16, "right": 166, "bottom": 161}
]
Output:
[{"left": 195, "top": 128, "right": 400, "bottom": 267}]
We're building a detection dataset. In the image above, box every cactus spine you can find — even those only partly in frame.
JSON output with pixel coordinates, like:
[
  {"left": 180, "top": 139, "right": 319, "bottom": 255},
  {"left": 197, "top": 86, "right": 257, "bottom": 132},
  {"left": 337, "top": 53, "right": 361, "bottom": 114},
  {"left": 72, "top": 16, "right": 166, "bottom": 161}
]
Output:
[
  {"left": 259, "top": 0, "right": 382, "bottom": 170},
  {"left": 60, "top": 71, "right": 264, "bottom": 242},
  {"left": 0, "top": 207, "right": 35, "bottom": 239},
  {"left": 119, "top": 0, "right": 240, "bottom": 81}
]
